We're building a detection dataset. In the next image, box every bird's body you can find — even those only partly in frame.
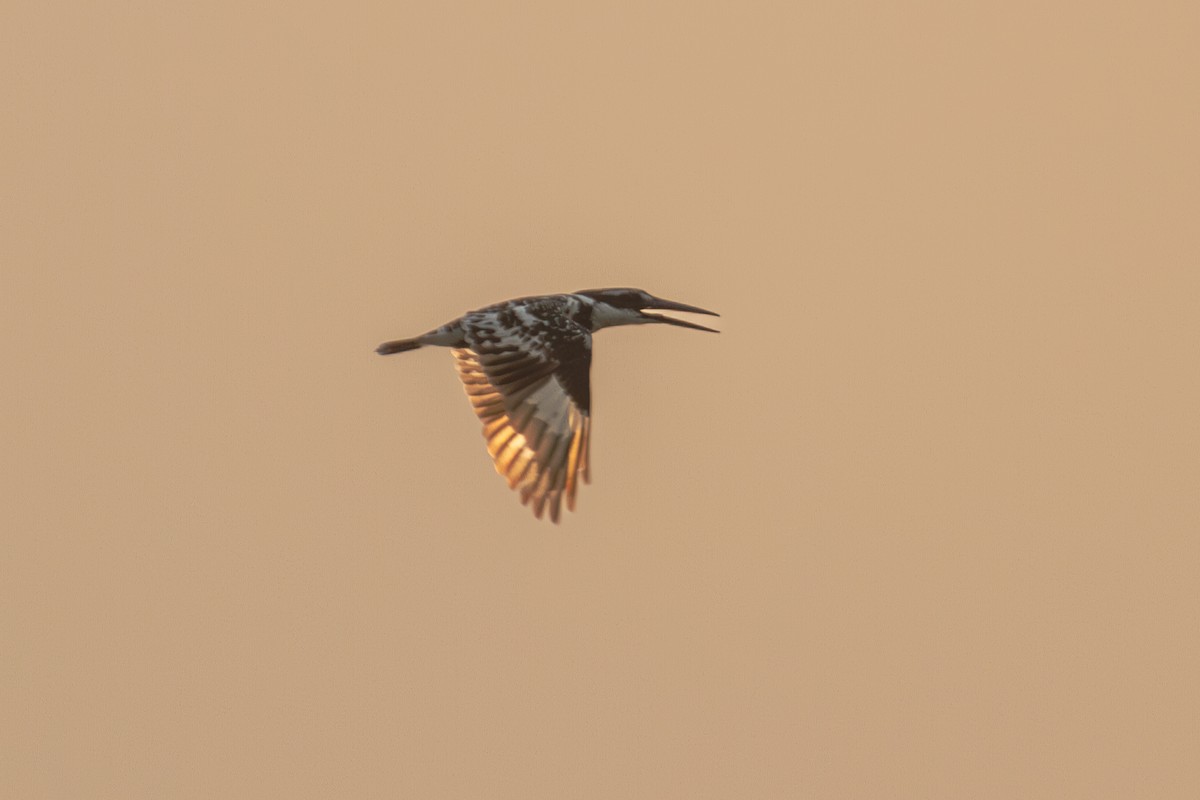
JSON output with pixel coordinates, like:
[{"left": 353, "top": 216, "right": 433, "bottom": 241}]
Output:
[{"left": 377, "top": 288, "right": 718, "bottom": 522}]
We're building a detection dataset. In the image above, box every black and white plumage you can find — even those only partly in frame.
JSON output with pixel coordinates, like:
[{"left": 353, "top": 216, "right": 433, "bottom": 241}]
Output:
[{"left": 376, "top": 288, "right": 719, "bottom": 522}]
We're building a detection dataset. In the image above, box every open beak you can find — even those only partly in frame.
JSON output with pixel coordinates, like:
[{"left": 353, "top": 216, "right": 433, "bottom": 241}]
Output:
[{"left": 640, "top": 296, "right": 721, "bottom": 333}]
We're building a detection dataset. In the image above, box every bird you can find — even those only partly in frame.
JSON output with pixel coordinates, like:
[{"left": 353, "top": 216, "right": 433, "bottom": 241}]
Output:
[{"left": 376, "top": 288, "right": 719, "bottom": 522}]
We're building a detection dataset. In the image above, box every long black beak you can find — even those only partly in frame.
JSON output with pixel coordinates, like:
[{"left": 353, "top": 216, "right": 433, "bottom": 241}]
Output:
[{"left": 640, "top": 296, "right": 721, "bottom": 333}]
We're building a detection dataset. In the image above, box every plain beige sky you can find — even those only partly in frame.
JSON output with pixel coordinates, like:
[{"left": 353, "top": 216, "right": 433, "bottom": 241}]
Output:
[{"left": 4, "top": 1, "right": 1198, "bottom": 797}]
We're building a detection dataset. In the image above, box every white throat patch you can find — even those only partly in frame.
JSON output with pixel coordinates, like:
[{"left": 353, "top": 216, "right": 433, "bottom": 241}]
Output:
[{"left": 589, "top": 303, "right": 646, "bottom": 330}]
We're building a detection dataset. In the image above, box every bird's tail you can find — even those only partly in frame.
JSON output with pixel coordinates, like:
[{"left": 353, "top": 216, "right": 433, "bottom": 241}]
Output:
[{"left": 376, "top": 337, "right": 423, "bottom": 355}]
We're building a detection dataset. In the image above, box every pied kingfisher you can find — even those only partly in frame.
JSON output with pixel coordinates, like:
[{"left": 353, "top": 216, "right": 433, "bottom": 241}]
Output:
[{"left": 376, "top": 288, "right": 719, "bottom": 522}]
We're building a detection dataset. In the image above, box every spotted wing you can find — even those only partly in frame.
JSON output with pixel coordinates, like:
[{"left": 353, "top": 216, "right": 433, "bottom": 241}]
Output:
[{"left": 451, "top": 329, "right": 591, "bottom": 522}]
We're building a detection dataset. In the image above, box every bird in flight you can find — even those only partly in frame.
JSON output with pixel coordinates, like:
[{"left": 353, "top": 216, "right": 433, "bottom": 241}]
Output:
[{"left": 376, "top": 288, "right": 719, "bottom": 522}]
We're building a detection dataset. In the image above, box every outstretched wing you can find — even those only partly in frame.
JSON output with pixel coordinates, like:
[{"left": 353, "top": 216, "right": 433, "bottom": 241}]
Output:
[{"left": 451, "top": 319, "right": 592, "bottom": 522}]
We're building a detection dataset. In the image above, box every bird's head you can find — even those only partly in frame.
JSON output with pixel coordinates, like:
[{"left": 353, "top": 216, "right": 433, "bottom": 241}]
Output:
[{"left": 574, "top": 288, "right": 720, "bottom": 332}]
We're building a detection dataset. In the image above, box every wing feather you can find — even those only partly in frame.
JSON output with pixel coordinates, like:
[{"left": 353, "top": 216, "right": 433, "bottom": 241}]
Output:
[{"left": 451, "top": 339, "right": 591, "bottom": 522}]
